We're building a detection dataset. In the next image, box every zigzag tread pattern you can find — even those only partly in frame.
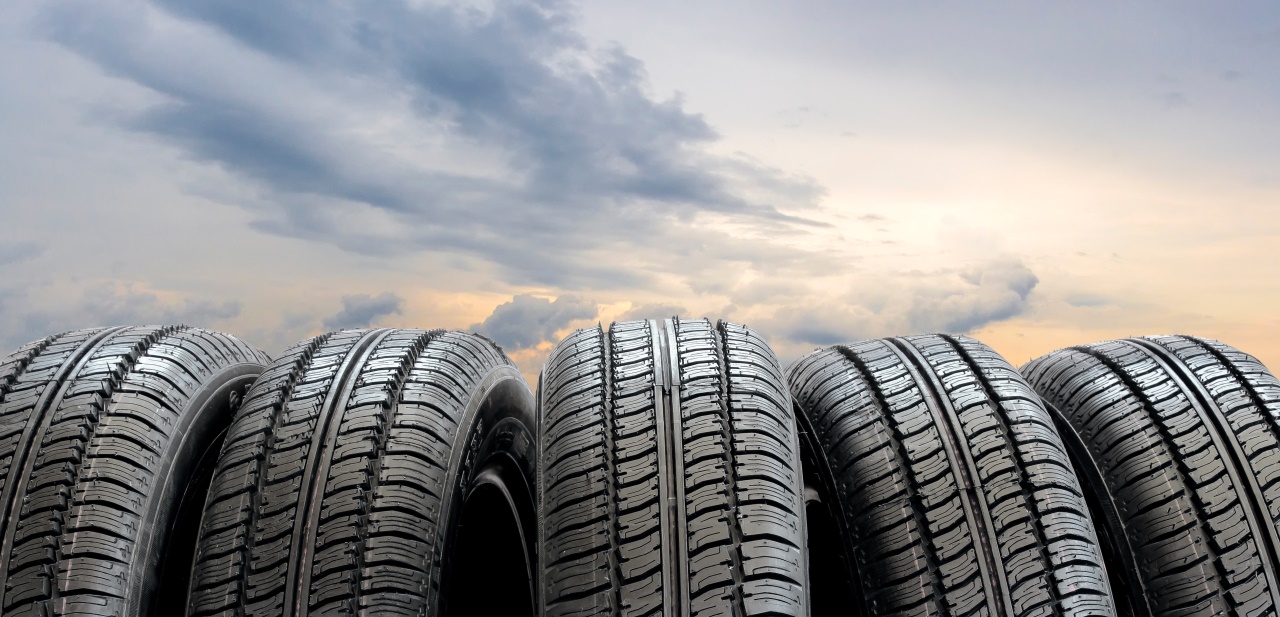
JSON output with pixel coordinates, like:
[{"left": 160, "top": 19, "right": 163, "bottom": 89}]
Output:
[
  {"left": 0, "top": 326, "right": 267, "bottom": 616},
  {"left": 786, "top": 334, "right": 1114, "bottom": 617},
  {"left": 188, "top": 329, "right": 515, "bottom": 617},
  {"left": 1023, "top": 336, "right": 1280, "bottom": 617},
  {"left": 540, "top": 318, "right": 807, "bottom": 617}
]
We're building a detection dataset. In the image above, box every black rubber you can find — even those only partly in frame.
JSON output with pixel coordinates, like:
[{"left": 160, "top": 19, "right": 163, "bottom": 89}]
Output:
[
  {"left": 787, "top": 334, "right": 1116, "bottom": 617},
  {"left": 537, "top": 318, "right": 810, "bottom": 616},
  {"left": 1023, "top": 335, "right": 1280, "bottom": 617},
  {"left": 0, "top": 326, "right": 268, "bottom": 617},
  {"left": 184, "top": 328, "right": 536, "bottom": 617}
]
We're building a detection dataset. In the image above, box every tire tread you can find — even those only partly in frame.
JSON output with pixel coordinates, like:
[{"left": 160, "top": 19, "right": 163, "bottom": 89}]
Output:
[{"left": 787, "top": 334, "right": 1114, "bottom": 617}]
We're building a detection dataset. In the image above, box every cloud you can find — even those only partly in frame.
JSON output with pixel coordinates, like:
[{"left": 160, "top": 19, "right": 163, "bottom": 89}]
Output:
[
  {"left": 763, "top": 257, "right": 1040, "bottom": 348},
  {"left": 0, "top": 242, "right": 42, "bottom": 267},
  {"left": 617, "top": 302, "right": 688, "bottom": 322},
  {"left": 766, "top": 305, "right": 878, "bottom": 348},
  {"left": 1161, "top": 91, "right": 1190, "bottom": 110},
  {"left": 910, "top": 257, "right": 1039, "bottom": 332},
  {"left": 470, "top": 293, "right": 597, "bottom": 351},
  {"left": 37, "top": 0, "right": 828, "bottom": 290},
  {"left": 75, "top": 282, "right": 242, "bottom": 327},
  {"left": 237, "top": 310, "right": 325, "bottom": 359},
  {"left": 322, "top": 292, "right": 404, "bottom": 330},
  {"left": 779, "top": 106, "right": 821, "bottom": 129},
  {"left": 728, "top": 278, "right": 810, "bottom": 306},
  {"left": 0, "top": 281, "right": 243, "bottom": 352},
  {"left": 0, "top": 288, "right": 17, "bottom": 322}
]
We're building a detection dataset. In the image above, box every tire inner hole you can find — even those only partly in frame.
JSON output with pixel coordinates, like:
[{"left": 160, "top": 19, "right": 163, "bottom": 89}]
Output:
[{"left": 445, "top": 481, "right": 534, "bottom": 616}]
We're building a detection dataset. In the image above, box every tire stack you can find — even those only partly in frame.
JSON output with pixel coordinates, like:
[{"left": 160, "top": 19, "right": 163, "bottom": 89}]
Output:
[{"left": 0, "top": 320, "right": 1277, "bottom": 616}]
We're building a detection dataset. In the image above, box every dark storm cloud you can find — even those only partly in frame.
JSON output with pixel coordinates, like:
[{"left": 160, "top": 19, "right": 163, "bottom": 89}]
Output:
[
  {"left": 38, "top": 0, "right": 826, "bottom": 289},
  {"left": 323, "top": 292, "right": 404, "bottom": 330},
  {"left": 770, "top": 317, "right": 854, "bottom": 348},
  {"left": 470, "top": 293, "right": 596, "bottom": 351}
]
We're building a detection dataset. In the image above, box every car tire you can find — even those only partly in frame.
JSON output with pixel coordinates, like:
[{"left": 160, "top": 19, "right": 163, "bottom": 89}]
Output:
[
  {"left": 788, "top": 334, "right": 1116, "bottom": 616},
  {"left": 185, "top": 328, "right": 537, "bottom": 617},
  {"left": 0, "top": 325, "right": 269, "bottom": 616},
  {"left": 1023, "top": 335, "right": 1280, "bottom": 617},
  {"left": 537, "top": 318, "right": 809, "bottom": 616}
]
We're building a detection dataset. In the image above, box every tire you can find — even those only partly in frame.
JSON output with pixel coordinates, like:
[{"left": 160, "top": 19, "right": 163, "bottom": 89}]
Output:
[
  {"left": 537, "top": 318, "right": 809, "bottom": 616},
  {"left": 1022, "top": 336, "right": 1280, "bottom": 617},
  {"left": 185, "top": 328, "right": 537, "bottom": 617},
  {"left": 0, "top": 325, "right": 269, "bottom": 617},
  {"left": 787, "top": 334, "right": 1116, "bottom": 617}
]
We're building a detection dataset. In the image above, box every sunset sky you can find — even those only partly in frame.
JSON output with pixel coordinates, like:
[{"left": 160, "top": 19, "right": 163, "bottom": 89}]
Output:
[{"left": 2, "top": 0, "right": 1277, "bottom": 382}]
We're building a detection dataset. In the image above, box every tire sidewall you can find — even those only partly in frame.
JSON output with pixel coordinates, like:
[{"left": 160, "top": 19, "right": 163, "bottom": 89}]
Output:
[
  {"left": 128, "top": 363, "right": 261, "bottom": 617},
  {"left": 437, "top": 363, "right": 537, "bottom": 615}
]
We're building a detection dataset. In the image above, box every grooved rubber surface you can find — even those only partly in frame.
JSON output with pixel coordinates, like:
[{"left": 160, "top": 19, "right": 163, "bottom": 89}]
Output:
[
  {"left": 1023, "top": 335, "right": 1280, "bottom": 617},
  {"left": 538, "top": 318, "right": 809, "bottom": 617},
  {"left": 186, "top": 328, "right": 529, "bottom": 617},
  {"left": 787, "top": 334, "right": 1115, "bottom": 617},
  {"left": 0, "top": 326, "right": 269, "bottom": 617}
]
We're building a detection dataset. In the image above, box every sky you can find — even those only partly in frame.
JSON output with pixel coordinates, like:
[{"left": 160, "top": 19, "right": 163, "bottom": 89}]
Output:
[{"left": 2, "top": 0, "right": 1278, "bottom": 383}]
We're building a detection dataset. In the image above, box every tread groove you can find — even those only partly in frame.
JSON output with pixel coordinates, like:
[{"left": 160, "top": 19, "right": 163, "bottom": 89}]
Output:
[
  {"left": 230, "top": 333, "right": 332, "bottom": 617},
  {"left": 714, "top": 321, "right": 749, "bottom": 617},
  {"left": 347, "top": 329, "right": 441, "bottom": 614},
  {"left": 887, "top": 336, "right": 1011, "bottom": 617},
  {"left": 540, "top": 320, "right": 807, "bottom": 616},
  {"left": 604, "top": 324, "right": 624, "bottom": 614},
  {"left": 833, "top": 344, "right": 947, "bottom": 609},
  {"left": 939, "top": 333, "right": 1064, "bottom": 615},
  {"left": 2, "top": 325, "right": 161, "bottom": 611},
  {"left": 289, "top": 329, "right": 390, "bottom": 616},
  {"left": 1126, "top": 337, "right": 1280, "bottom": 608},
  {"left": 1065, "top": 343, "right": 1238, "bottom": 613}
]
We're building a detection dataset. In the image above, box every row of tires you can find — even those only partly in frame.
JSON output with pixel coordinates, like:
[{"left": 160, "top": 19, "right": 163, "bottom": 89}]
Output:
[{"left": 0, "top": 319, "right": 1275, "bottom": 616}]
